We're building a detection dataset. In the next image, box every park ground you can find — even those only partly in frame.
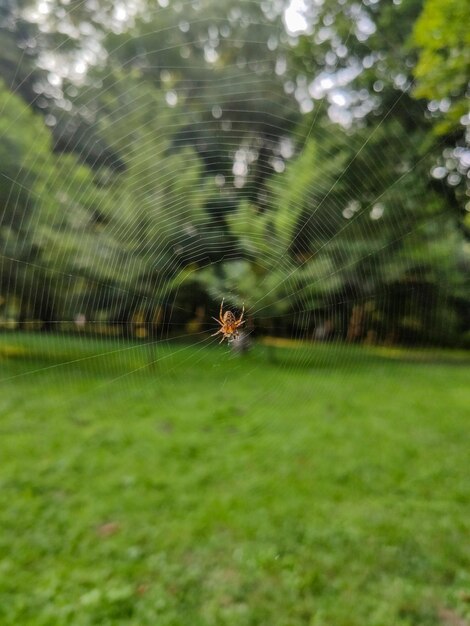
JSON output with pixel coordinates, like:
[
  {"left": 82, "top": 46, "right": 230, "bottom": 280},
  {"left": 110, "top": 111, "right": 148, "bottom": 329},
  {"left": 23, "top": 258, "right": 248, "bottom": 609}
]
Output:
[{"left": 0, "top": 332, "right": 469, "bottom": 626}]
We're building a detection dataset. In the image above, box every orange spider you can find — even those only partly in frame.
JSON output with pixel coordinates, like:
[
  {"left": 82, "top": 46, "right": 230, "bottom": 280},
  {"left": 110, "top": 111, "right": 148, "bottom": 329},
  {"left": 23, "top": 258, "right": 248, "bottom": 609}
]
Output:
[{"left": 211, "top": 299, "right": 245, "bottom": 343}]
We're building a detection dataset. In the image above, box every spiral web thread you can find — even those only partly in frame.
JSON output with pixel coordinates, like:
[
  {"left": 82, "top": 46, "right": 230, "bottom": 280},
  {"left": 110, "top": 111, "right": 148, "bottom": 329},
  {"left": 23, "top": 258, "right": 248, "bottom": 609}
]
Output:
[{"left": 0, "top": 0, "right": 454, "bottom": 419}]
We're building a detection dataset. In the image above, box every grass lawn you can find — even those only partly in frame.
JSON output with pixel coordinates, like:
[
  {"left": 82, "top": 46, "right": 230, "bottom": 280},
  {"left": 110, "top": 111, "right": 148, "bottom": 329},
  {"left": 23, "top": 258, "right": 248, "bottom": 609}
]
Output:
[{"left": 1, "top": 332, "right": 469, "bottom": 625}]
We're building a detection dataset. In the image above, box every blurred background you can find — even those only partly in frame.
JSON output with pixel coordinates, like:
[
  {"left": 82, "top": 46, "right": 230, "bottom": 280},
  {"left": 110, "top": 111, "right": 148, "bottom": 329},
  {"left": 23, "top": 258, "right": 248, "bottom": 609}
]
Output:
[
  {"left": 0, "top": 0, "right": 469, "bottom": 343},
  {"left": 1, "top": 1, "right": 469, "bottom": 624}
]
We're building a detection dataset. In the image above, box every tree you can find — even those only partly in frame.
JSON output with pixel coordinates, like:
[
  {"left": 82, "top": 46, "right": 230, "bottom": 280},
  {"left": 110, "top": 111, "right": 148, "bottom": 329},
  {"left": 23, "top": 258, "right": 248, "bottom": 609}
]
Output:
[
  {"left": 0, "top": 0, "right": 128, "bottom": 169},
  {"left": 197, "top": 139, "right": 343, "bottom": 344},
  {"left": 197, "top": 113, "right": 469, "bottom": 345},
  {"left": 103, "top": 0, "right": 301, "bottom": 198},
  {"left": 412, "top": 0, "right": 470, "bottom": 234},
  {"left": 283, "top": 0, "right": 469, "bottom": 343},
  {"left": 412, "top": 0, "right": 470, "bottom": 135},
  {"left": 0, "top": 78, "right": 60, "bottom": 326},
  {"left": 29, "top": 75, "right": 220, "bottom": 335}
]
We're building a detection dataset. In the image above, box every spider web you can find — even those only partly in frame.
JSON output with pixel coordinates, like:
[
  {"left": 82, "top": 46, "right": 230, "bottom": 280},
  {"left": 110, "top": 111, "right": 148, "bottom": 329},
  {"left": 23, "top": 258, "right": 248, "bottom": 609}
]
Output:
[
  {"left": 1, "top": 2, "right": 469, "bottom": 623},
  {"left": 0, "top": 1, "right": 459, "bottom": 411}
]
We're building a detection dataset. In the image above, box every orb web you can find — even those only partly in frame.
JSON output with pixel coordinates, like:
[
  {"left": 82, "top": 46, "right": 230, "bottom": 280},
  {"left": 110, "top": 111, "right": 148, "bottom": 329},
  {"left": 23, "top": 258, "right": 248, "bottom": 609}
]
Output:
[
  {"left": 0, "top": 0, "right": 462, "bottom": 431},
  {"left": 2, "top": 3, "right": 469, "bottom": 622}
]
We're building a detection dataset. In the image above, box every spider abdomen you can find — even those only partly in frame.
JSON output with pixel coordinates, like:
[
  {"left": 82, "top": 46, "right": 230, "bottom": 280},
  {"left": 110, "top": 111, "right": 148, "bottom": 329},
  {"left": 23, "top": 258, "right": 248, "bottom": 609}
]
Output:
[{"left": 224, "top": 312, "right": 236, "bottom": 325}]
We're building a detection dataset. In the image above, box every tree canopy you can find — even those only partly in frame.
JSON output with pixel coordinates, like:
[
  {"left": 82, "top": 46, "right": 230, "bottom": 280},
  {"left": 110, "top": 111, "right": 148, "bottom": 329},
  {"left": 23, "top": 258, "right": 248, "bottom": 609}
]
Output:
[{"left": 1, "top": 0, "right": 469, "bottom": 345}]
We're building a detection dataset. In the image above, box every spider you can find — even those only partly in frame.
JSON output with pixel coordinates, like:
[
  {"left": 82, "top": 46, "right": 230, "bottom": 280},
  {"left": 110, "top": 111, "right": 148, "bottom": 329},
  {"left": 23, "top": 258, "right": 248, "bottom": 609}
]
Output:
[{"left": 211, "top": 299, "right": 245, "bottom": 344}]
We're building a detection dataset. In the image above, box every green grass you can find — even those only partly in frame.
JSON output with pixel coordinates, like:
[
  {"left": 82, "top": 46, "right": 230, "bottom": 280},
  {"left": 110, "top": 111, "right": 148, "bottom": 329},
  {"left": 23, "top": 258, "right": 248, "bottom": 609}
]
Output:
[{"left": 1, "top": 332, "right": 469, "bottom": 626}]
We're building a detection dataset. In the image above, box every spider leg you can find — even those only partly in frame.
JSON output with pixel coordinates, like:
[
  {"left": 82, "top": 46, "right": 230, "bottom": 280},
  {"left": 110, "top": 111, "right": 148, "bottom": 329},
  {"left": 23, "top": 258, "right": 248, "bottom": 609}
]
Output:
[
  {"left": 211, "top": 316, "right": 223, "bottom": 325},
  {"left": 211, "top": 329, "right": 223, "bottom": 337},
  {"left": 219, "top": 335, "right": 226, "bottom": 344},
  {"left": 219, "top": 298, "right": 224, "bottom": 323},
  {"left": 235, "top": 303, "right": 245, "bottom": 326}
]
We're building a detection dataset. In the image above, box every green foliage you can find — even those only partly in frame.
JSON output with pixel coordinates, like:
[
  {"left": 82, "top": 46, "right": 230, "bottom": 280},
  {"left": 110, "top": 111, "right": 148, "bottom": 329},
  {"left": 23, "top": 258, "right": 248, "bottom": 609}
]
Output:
[
  {"left": 292, "top": 0, "right": 426, "bottom": 125},
  {"left": 1, "top": 333, "right": 470, "bottom": 625},
  {"left": 284, "top": 0, "right": 469, "bottom": 342},
  {"left": 104, "top": 0, "right": 299, "bottom": 188},
  {"left": 197, "top": 148, "right": 343, "bottom": 328},
  {"left": 81, "top": 77, "right": 220, "bottom": 317},
  {"left": 0, "top": 79, "right": 53, "bottom": 225},
  {"left": 1, "top": 73, "right": 216, "bottom": 324},
  {"left": 413, "top": 0, "right": 470, "bottom": 134},
  {"left": 1, "top": 0, "right": 469, "bottom": 344},
  {"left": 200, "top": 118, "right": 468, "bottom": 343},
  {"left": 0, "top": 79, "right": 57, "bottom": 317}
]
